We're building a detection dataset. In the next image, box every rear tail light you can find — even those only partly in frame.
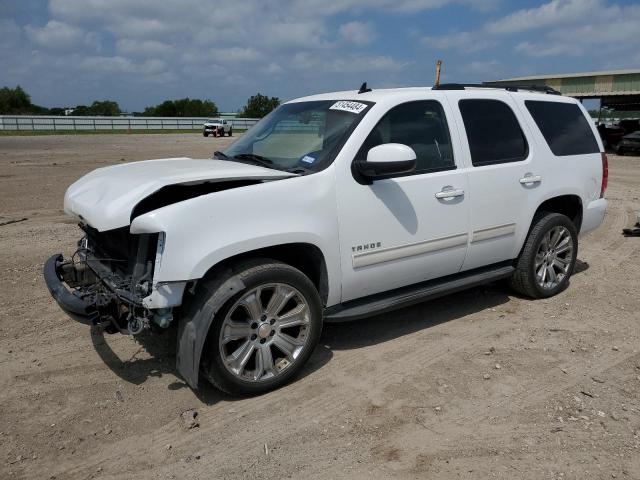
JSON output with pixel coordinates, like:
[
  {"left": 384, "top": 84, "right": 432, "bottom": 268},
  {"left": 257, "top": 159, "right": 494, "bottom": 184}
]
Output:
[{"left": 600, "top": 152, "right": 608, "bottom": 198}]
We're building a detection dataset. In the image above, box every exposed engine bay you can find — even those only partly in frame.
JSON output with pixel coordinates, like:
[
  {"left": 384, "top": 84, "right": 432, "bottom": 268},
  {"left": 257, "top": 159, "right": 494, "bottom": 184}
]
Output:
[
  {"left": 47, "top": 168, "right": 295, "bottom": 337},
  {"left": 56, "top": 224, "right": 166, "bottom": 335}
]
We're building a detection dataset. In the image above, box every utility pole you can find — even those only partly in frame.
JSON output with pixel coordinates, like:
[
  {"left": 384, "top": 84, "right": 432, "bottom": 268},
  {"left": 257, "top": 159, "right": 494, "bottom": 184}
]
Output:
[{"left": 434, "top": 60, "right": 443, "bottom": 87}]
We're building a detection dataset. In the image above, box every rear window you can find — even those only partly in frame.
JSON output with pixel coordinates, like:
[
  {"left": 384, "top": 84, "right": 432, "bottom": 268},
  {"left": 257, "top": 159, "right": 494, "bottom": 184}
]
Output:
[
  {"left": 525, "top": 101, "right": 599, "bottom": 156},
  {"left": 459, "top": 99, "right": 528, "bottom": 166}
]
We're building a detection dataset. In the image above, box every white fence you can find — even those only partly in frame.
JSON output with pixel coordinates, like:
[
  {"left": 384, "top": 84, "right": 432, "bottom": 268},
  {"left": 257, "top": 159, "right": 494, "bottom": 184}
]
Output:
[{"left": 0, "top": 115, "right": 260, "bottom": 132}]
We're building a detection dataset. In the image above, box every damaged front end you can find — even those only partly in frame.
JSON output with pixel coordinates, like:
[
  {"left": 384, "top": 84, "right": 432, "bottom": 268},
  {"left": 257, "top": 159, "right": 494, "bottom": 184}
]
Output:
[{"left": 44, "top": 224, "right": 176, "bottom": 335}]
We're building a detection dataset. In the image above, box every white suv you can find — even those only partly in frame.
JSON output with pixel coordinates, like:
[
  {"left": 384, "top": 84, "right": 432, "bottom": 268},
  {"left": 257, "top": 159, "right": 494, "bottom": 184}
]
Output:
[{"left": 45, "top": 84, "right": 608, "bottom": 395}]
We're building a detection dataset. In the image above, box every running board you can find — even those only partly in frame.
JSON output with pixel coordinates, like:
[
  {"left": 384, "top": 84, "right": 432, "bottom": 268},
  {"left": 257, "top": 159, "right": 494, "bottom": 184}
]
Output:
[{"left": 324, "top": 263, "right": 514, "bottom": 322}]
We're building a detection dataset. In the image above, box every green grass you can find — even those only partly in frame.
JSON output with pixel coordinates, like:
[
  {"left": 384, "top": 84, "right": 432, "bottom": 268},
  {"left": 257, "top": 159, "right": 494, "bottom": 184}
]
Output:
[{"left": 0, "top": 129, "right": 246, "bottom": 136}]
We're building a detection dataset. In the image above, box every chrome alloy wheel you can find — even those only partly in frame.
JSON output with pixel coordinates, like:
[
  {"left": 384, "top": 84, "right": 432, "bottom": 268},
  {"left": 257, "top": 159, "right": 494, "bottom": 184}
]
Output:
[
  {"left": 219, "top": 283, "right": 311, "bottom": 382},
  {"left": 534, "top": 226, "right": 574, "bottom": 290}
]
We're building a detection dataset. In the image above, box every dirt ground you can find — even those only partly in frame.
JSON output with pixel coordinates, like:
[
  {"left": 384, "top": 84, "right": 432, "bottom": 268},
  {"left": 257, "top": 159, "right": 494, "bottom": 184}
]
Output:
[{"left": 1, "top": 133, "right": 639, "bottom": 480}]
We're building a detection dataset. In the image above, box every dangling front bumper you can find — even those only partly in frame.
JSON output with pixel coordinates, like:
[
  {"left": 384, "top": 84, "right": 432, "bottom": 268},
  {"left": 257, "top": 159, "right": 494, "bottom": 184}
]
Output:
[{"left": 43, "top": 254, "right": 101, "bottom": 325}]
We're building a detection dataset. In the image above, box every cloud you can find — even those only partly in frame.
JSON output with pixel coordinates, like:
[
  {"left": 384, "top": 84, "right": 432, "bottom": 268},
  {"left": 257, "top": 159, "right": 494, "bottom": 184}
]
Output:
[
  {"left": 262, "top": 62, "right": 284, "bottom": 75},
  {"left": 514, "top": 41, "right": 577, "bottom": 58},
  {"left": 460, "top": 59, "right": 502, "bottom": 77},
  {"left": 2, "top": 0, "right": 637, "bottom": 112},
  {"left": 182, "top": 47, "right": 261, "bottom": 65},
  {"left": 116, "top": 38, "right": 173, "bottom": 57},
  {"left": 422, "top": 31, "right": 496, "bottom": 53},
  {"left": 287, "top": 0, "right": 500, "bottom": 15},
  {"left": 426, "top": 0, "right": 640, "bottom": 60},
  {"left": 0, "top": 18, "right": 22, "bottom": 47},
  {"left": 510, "top": 0, "right": 640, "bottom": 58},
  {"left": 326, "top": 55, "right": 407, "bottom": 73},
  {"left": 261, "top": 20, "right": 330, "bottom": 50},
  {"left": 25, "top": 20, "right": 100, "bottom": 52},
  {"left": 339, "top": 21, "right": 376, "bottom": 45},
  {"left": 78, "top": 56, "right": 168, "bottom": 76},
  {"left": 485, "top": 0, "right": 602, "bottom": 34}
]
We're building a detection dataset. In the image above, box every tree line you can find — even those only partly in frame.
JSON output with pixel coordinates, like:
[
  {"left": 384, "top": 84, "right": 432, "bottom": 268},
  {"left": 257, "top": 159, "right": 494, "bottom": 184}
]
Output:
[{"left": 0, "top": 85, "right": 280, "bottom": 118}]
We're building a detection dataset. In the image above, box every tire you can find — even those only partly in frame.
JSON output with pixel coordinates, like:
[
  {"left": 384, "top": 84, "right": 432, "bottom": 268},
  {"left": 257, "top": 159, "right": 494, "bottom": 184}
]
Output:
[
  {"left": 198, "top": 259, "right": 323, "bottom": 396},
  {"left": 509, "top": 212, "right": 578, "bottom": 299},
  {"left": 203, "top": 131, "right": 209, "bottom": 137},
  {"left": 228, "top": 128, "right": 233, "bottom": 137}
]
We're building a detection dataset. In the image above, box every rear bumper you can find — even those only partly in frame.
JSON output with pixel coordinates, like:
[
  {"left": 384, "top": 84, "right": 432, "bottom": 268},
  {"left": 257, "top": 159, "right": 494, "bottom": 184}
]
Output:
[
  {"left": 580, "top": 198, "right": 607, "bottom": 237},
  {"left": 43, "top": 254, "right": 100, "bottom": 325}
]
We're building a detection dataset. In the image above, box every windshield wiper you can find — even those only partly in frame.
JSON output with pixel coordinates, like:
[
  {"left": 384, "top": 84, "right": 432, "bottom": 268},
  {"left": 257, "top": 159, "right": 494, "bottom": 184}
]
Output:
[
  {"left": 232, "top": 153, "right": 275, "bottom": 168},
  {"left": 213, "top": 150, "right": 229, "bottom": 160},
  {"left": 287, "top": 165, "right": 313, "bottom": 175}
]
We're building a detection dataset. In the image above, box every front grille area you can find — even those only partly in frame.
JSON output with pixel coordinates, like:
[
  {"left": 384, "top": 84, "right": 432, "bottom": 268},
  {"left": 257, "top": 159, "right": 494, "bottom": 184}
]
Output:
[{"left": 80, "top": 224, "right": 157, "bottom": 279}]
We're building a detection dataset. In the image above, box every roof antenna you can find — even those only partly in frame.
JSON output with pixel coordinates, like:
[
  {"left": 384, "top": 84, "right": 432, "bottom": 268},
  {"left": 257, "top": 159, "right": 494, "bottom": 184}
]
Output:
[{"left": 358, "top": 82, "right": 372, "bottom": 94}]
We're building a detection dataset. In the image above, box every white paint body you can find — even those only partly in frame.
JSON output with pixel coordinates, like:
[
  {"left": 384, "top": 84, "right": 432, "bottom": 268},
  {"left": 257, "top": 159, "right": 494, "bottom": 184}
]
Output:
[
  {"left": 64, "top": 158, "right": 294, "bottom": 231},
  {"left": 63, "top": 87, "right": 608, "bottom": 310}
]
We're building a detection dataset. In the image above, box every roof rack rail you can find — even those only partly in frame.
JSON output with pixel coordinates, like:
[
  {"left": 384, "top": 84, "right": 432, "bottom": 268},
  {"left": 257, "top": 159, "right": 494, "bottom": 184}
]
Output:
[{"left": 432, "top": 83, "right": 561, "bottom": 95}]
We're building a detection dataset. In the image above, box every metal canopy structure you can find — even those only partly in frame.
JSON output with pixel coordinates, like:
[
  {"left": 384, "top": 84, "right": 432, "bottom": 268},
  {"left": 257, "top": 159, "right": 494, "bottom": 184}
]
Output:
[{"left": 484, "top": 69, "right": 640, "bottom": 111}]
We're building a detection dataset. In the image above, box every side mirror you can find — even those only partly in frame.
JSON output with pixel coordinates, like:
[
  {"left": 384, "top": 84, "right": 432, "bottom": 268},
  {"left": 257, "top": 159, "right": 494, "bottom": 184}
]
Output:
[{"left": 356, "top": 143, "right": 417, "bottom": 180}]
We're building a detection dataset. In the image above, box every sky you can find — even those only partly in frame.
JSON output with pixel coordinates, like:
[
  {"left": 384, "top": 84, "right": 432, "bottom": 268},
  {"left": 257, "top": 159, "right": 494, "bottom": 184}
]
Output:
[{"left": 1, "top": 0, "right": 639, "bottom": 112}]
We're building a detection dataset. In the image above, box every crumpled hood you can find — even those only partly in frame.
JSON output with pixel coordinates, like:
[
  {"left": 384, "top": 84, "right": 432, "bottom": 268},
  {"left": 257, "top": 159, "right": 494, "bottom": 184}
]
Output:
[{"left": 64, "top": 157, "right": 295, "bottom": 231}]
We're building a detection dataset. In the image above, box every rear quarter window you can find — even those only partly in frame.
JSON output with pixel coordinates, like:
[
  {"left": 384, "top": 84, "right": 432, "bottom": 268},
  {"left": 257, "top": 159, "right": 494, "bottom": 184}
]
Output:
[{"left": 525, "top": 100, "right": 599, "bottom": 156}]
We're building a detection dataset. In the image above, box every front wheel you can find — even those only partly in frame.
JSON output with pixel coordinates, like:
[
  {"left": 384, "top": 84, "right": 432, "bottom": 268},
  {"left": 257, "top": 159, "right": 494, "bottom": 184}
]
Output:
[
  {"left": 201, "top": 260, "right": 323, "bottom": 395},
  {"left": 510, "top": 212, "right": 578, "bottom": 298},
  {"left": 203, "top": 131, "right": 209, "bottom": 137}
]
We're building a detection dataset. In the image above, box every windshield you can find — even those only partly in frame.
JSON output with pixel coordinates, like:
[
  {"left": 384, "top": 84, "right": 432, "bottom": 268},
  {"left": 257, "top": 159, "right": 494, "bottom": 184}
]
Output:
[{"left": 223, "top": 100, "right": 371, "bottom": 172}]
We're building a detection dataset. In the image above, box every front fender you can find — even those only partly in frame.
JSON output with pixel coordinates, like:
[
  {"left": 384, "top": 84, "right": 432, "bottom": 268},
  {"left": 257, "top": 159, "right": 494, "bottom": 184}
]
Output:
[{"left": 129, "top": 170, "right": 341, "bottom": 305}]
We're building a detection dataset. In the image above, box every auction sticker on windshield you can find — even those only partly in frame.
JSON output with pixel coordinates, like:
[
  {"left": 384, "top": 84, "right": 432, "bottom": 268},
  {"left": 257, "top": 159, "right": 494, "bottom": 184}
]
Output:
[{"left": 329, "top": 101, "right": 368, "bottom": 114}]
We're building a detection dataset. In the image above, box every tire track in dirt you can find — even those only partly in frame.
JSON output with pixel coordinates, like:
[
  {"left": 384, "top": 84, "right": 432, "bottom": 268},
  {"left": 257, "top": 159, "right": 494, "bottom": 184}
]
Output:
[
  {"left": 37, "top": 282, "right": 615, "bottom": 478},
  {"left": 50, "top": 291, "right": 540, "bottom": 479},
  {"left": 49, "top": 301, "right": 522, "bottom": 478},
  {"left": 361, "top": 350, "right": 640, "bottom": 478}
]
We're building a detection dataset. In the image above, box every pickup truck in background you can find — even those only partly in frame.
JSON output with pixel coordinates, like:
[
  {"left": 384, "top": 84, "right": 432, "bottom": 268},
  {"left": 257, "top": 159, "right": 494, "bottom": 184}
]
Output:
[{"left": 203, "top": 118, "right": 232, "bottom": 137}]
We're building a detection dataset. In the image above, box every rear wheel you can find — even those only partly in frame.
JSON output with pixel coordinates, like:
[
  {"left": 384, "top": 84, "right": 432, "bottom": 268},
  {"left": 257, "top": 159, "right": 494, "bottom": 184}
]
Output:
[
  {"left": 228, "top": 128, "right": 233, "bottom": 137},
  {"left": 510, "top": 212, "right": 578, "bottom": 298},
  {"left": 200, "top": 260, "right": 322, "bottom": 395}
]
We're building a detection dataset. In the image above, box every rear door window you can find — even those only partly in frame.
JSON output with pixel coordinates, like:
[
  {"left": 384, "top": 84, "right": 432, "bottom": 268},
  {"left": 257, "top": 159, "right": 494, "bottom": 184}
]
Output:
[
  {"left": 525, "top": 100, "right": 599, "bottom": 156},
  {"left": 459, "top": 99, "right": 528, "bottom": 166}
]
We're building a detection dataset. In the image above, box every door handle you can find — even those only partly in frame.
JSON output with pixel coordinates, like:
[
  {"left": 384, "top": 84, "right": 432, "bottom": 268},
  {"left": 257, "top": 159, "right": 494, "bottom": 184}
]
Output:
[
  {"left": 519, "top": 174, "right": 542, "bottom": 184},
  {"left": 435, "top": 188, "right": 465, "bottom": 199}
]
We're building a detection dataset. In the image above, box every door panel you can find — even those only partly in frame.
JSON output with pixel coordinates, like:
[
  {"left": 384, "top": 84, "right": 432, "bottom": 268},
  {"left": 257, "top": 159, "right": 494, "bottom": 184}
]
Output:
[
  {"left": 445, "top": 92, "right": 538, "bottom": 271},
  {"left": 338, "top": 172, "right": 470, "bottom": 301},
  {"left": 335, "top": 99, "right": 470, "bottom": 302},
  {"left": 463, "top": 162, "right": 531, "bottom": 270}
]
